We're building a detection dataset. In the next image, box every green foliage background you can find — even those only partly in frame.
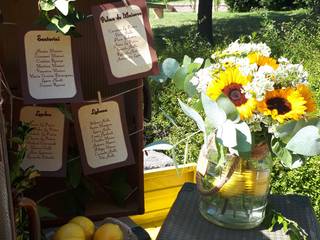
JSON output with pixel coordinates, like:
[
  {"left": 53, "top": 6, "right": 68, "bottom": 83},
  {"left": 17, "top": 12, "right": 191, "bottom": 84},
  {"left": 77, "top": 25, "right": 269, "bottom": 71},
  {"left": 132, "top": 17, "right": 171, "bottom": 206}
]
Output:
[
  {"left": 147, "top": 13, "right": 320, "bottom": 219},
  {"left": 225, "top": 0, "right": 308, "bottom": 11}
]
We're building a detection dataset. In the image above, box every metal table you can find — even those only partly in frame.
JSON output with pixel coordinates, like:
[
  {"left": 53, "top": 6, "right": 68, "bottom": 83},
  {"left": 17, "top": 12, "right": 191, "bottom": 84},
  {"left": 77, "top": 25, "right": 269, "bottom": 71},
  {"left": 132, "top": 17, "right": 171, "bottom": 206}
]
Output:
[{"left": 157, "top": 183, "right": 320, "bottom": 240}]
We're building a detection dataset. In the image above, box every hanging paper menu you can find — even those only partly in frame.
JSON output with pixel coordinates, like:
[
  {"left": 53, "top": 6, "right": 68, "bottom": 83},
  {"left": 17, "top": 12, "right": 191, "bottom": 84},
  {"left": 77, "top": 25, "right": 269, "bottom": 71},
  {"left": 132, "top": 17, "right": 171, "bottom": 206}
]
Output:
[
  {"left": 92, "top": 0, "right": 159, "bottom": 84},
  {"left": 19, "top": 106, "right": 67, "bottom": 177},
  {"left": 73, "top": 97, "right": 134, "bottom": 174},
  {"left": 20, "top": 30, "right": 82, "bottom": 103}
]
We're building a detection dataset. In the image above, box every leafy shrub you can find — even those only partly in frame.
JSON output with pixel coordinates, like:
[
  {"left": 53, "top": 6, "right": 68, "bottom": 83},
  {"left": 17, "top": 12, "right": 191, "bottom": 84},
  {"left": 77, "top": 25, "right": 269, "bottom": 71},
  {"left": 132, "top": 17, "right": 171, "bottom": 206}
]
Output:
[
  {"left": 261, "top": 0, "right": 297, "bottom": 10},
  {"left": 226, "top": 0, "right": 307, "bottom": 11},
  {"left": 225, "top": 0, "right": 260, "bottom": 12}
]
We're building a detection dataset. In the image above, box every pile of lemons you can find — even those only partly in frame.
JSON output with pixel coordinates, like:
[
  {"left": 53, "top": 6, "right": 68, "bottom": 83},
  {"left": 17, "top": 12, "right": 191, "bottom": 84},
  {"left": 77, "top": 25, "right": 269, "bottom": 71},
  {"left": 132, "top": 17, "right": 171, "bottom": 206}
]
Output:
[{"left": 53, "top": 216, "right": 123, "bottom": 240}]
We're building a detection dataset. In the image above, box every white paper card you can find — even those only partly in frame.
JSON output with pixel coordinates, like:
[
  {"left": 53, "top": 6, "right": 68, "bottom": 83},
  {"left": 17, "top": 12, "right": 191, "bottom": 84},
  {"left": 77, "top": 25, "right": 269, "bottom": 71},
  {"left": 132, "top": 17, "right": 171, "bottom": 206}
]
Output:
[
  {"left": 20, "top": 106, "right": 65, "bottom": 172},
  {"left": 24, "top": 30, "right": 77, "bottom": 100},
  {"left": 100, "top": 5, "right": 152, "bottom": 78},
  {"left": 78, "top": 101, "right": 128, "bottom": 168}
]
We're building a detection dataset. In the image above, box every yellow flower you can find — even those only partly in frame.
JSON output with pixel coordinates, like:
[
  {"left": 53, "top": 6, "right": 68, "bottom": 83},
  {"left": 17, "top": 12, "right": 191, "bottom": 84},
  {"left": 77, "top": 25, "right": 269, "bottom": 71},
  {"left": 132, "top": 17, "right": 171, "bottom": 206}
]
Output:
[
  {"left": 206, "top": 67, "right": 256, "bottom": 119},
  {"left": 248, "top": 52, "right": 278, "bottom": 70},
  {"left": 257, "top": 88, "right": 307, "bottom": 123},
  {"left": 296, "top": 84, "right": 317, "bottom": 113}
]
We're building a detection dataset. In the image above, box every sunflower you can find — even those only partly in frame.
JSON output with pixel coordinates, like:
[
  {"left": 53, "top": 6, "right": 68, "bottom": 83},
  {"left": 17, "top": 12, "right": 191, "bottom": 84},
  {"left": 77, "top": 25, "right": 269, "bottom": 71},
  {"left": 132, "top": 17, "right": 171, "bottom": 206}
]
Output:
[
  {"left": 206, "top": 67, "right": 256, "bottom": 119},
  {"left": 248, "top": 52, "right": 278, "bottom": 70},
  {"left": 257, "top": 88, "right": 307, "bottom": 123},
  {"left": 296, "top": 84, "right": 317, "bottom": 113}
]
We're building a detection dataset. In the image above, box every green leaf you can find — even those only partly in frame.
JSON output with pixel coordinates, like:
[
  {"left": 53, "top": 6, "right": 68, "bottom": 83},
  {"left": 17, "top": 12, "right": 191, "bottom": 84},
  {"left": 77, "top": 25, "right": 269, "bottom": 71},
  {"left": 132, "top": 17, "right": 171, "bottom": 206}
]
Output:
[
  {"left": 11, "top": 137, "right": 23, "bottom": 145},
  {"left": 201, "top": 93, "right": 226, "bottom": 128},
  {"left": 182, "top": 55, "right": 192, "bottom": 67},
  {"left": 144, "top": 141, "right": 173, "bottom": 151},
  {"left": 272, "top": 138, "right": 293, "bottom": 168},
  {"left": 48, "top": 17, "right": 75, "bottom": 34},
  {"left": 172, "top": 67, "right": 188, "bottom": 90},
  {"left": 162, "top": 58, "right": 179, "bottom": 78},
  {"left": 216, "top": 94, "right": 240, "bottom": 122},
  {"left": 184, "top": 74, "right": 197, "bottom": 97},
  {"left": 57, "top": 104, "right": 73, "bottom": 121},
  {"left": 37, "top": 205, "right": 56, "bottom": 219},
  {"left": 204, "top": 58, "right": 211, "bottom": 68},
  {"left": 67, "top": 157, "right": 82, "bottom": 188},
  {"left": 187, "top": 58, "right": 204, "bottom": 73},
  {"left": 39, "top": 1, "right": 55, "bottom": 11},
  {"left": 234, "top": 122, "right": 252, "bottom": 154},
  {"left": 286, "top": 126, "right": 320, "bottom": 156},
  {"left": 277, "top": 118, "right": 320, "bottom": 143},
  {"left": 178, "top": 99, "right": 205, "bottom": 133}
]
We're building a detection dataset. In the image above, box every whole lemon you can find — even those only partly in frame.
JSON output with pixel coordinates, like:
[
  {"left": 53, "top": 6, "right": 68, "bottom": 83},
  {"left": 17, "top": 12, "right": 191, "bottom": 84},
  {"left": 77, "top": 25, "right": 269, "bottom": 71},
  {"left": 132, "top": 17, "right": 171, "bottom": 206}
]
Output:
[
  {"left": 53, "top": 222, "right": 85, "bottom": 240},
  {"left": 70, "top": 216, "right": 95, "bottom": 240},
  {"left": 93, "top": 223, "right": 123, "bottom": 240}
]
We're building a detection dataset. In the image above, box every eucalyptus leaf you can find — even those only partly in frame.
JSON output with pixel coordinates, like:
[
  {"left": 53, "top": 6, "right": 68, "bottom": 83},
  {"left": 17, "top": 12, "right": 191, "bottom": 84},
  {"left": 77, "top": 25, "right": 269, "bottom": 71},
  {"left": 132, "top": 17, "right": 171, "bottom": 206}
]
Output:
[
  {"left": 286, "top": 126, "right": 320, "bottom": 156},
  {"left": 178, "top": 99, "right": 205, "bottom": 133},
  {"left": 277, "top": 118, "right": 320, "bottom": 143},
  {"left": 216, "top": 120, "right": 237, "bottom": 148},
  {"left": 216, "top": 94, "right": 240, "bottom": 122},
  {"left": 233, "top": 122, "right": 252, "bottom": 154},
  {"left": 144, "top": 141, "right": 173, "bottom": 151},
  {"left": 162, "top": 58, "right": 179, "bottom": 78},
  {"left": 188, "top": 62, "right": 202, "bottom": 73},
  {"left": 201, "top": 93, "right": 226, "bottom": 129},
  {"left": 204, "top": 58, "right": 211, "bottom": 68},
  {"left": 182, "top": 55, "right": 192, "bottom": 67},
  {"left": 149, "top": 64, "right": 168, "bottom": 83},
  {"left": 173, "top": 67, "right": 188, "bottom": 90},
  {"left": 184, "top": 74, "right": 197, "bottom": 97},
  {"left": 272, "top": 138, "right": 293, "bottom": 168}
]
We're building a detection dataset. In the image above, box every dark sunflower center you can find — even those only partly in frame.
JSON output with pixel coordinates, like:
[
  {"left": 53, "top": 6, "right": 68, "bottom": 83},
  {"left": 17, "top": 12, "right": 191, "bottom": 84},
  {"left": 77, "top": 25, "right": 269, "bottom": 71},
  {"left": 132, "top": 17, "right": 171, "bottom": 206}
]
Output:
[
  {"left": 266, "top": 97, "right": 291, "bottom": 114},
  {"left": 222, "top": 83, "right": 247, "bottom": 107}
]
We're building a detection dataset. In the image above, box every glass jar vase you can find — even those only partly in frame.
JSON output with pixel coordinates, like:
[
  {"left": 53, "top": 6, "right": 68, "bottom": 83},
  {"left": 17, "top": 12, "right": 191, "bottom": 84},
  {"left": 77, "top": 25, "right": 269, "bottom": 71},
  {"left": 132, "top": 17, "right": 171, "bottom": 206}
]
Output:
[{"left": 196, "top": 142, "right": 272, "bottom": 229}]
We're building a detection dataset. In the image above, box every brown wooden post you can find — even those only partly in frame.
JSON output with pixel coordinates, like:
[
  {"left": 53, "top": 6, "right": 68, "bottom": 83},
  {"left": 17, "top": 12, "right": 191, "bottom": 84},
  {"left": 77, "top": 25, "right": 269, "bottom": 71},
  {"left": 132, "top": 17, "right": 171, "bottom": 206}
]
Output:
[{"left": 0, "top": 64, "right": 16, "bottom": 240}]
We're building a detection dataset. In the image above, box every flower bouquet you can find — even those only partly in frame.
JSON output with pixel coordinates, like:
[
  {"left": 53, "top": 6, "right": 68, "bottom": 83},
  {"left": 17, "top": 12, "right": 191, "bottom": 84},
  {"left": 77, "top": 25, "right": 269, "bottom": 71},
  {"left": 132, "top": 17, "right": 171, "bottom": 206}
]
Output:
[{"left": 156, "top": 40, "right": 320, "bottom": 230}]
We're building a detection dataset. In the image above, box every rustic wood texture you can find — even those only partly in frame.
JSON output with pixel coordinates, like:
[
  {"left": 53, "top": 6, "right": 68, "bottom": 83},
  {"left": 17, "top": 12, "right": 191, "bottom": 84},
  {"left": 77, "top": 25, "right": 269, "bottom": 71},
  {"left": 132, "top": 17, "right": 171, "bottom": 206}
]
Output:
[{"left": 0, "top": 0, "right": 145, "bottom": 227}]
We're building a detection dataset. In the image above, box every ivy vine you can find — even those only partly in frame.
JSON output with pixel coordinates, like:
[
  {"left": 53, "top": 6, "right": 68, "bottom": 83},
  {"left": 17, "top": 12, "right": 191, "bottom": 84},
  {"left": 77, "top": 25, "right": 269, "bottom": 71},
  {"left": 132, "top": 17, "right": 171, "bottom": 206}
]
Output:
[{"left": 37, "top": 0, "right": 86, "bottom": 36}]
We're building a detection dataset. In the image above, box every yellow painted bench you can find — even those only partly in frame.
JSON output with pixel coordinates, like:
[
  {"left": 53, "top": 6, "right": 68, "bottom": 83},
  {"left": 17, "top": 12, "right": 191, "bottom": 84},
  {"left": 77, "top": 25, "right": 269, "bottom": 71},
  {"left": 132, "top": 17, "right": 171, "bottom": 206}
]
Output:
[{"left": 130, "top": 163, "right": 196, "bottom": 228}]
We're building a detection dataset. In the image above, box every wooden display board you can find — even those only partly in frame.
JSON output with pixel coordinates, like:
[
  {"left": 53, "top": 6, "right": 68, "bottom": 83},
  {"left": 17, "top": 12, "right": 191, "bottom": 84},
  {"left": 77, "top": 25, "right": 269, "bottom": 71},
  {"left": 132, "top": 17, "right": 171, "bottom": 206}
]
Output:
[{"left": 0, "top": 0, "right": 148, "bottom": 226}]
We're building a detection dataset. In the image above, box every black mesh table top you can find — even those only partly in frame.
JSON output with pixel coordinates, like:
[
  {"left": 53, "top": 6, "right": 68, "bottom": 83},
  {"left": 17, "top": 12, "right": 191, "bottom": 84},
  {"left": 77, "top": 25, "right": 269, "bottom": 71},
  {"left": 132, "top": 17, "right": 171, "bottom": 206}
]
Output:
[{"left": 156, "top": 183, "right": 320, "bottom": 240}]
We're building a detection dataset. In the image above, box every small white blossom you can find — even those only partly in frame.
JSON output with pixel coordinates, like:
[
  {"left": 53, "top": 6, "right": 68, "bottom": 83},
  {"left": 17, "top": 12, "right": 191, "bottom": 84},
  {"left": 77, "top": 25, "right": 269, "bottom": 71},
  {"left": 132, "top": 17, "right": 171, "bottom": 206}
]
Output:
[
  {"left": 277, "top": 57, "right": 289, "bottom": 64},
  {"left": 191, "top": 65, "right": 218, "bottom": 93},
  {"left": 243, "top": 66, "right": 275, "bottom": 101},
  {"left": 223, "top": 40, "right": 271, "bottom": 57},
  {"left": 275, "top": 63, "right": 308, "bottom": 86}
]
